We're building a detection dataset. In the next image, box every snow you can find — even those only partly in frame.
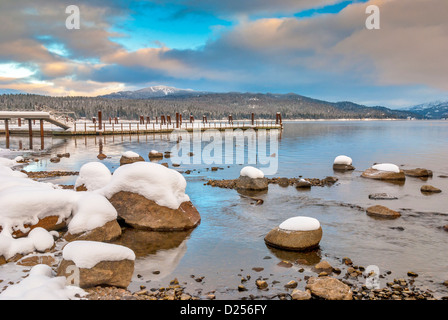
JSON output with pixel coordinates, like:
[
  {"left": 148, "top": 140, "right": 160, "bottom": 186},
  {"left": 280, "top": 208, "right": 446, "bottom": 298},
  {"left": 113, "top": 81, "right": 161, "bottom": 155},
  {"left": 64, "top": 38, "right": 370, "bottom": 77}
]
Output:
[
  {"left": 240, "top": 166, "right": 265, "bottom": 179},
  {"left": 0, "top": 160, "right": 118, "bottom": 256},
  {"left": 67, "top": 192, "right": 117, "bottom": 235},
  {"left": 334, "top": 155, "right": 352, "bottom": 165},
  {"left": 0, "top": 228, "right": 54, "bottom": 260},
  {"left": 97, "top": 162, "right": 190, "bottom": 210},
  {"left": 0, "top": 157, "right": 15, "bottom": 168},
  {"left": 62, "top": 241, "right": 135, "bottom": 269},
  {"left": 0, "top": 264, "right": 85, "bottom": 300},
  {"left": 371, "top": 163, "right": 400, "bottom": 173},
  {"left": 149, "top": 150, "right": 159, "bottom": 154},
  {"left": 122, "top": 151, "right": 140, "bottom": 158},
  {"left": 14, "top": 156, "right": 24, "bottom": 163},
  {"left": 279, "top": 217, "right": 321, "bottom": 231},
  {"left": 0, "top": 187, "right": 77, "bottom": 235},
  {"left": 75, "top": 162, "right": 111, "bottom": 191}
]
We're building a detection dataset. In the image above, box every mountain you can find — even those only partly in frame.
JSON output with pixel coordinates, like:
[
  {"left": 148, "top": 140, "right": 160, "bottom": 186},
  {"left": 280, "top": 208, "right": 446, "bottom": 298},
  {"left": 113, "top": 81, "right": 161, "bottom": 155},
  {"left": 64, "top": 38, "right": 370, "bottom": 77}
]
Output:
[
  {"left": 100, "top": 85, "right": 208, "bottom": 99},
  {"left": 0, "top": 90, "right": 419, "bottom": 120},
  {"left": 403, "top": 101, "right": 448, "bottom": 119}
]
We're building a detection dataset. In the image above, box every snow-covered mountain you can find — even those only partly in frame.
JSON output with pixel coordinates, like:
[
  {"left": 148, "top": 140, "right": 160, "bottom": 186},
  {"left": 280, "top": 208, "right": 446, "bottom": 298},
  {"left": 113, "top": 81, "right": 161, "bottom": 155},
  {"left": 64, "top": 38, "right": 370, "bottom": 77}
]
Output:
[
  {"left": 404, "top": 100, "right": 448, "bottom": 119},
  {"left": 100, "top": 85, "right": 208, "bottom": 99}
]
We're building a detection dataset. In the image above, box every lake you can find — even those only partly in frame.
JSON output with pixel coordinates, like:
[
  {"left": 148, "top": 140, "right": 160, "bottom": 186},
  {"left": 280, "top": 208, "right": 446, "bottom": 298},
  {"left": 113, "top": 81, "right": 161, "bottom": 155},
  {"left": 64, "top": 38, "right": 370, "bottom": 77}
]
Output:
[{"left": 2, "top": 120, "right": 448, "bottom": 299}]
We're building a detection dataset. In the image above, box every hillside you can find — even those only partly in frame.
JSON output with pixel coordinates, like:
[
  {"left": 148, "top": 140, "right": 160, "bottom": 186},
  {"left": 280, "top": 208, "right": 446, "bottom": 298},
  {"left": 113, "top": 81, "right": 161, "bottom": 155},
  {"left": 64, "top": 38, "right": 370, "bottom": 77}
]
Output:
[
  {"left": 0, "top": 91, "right": 419, "bottom": 120},
  {"left": 403, "top": 101, "right": 448, "bottom": 119}
]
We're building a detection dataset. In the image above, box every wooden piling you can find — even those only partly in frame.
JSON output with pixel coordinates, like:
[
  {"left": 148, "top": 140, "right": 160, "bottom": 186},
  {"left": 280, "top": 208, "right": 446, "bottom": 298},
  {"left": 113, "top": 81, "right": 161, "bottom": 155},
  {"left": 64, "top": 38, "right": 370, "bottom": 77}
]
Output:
[{"left": 98, "top": 111, "right": 102, "bottom": 131}]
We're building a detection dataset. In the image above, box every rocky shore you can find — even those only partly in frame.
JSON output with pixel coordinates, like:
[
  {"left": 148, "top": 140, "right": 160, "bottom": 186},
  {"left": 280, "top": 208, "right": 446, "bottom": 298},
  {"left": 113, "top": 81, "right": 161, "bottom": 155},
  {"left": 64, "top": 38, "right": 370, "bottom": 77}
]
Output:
[
  {"left": 81, "top": 255, "right": 441, "bottom": 300},
  {"left": 205, "top": 176, "right": 339, "bottom": 189}
]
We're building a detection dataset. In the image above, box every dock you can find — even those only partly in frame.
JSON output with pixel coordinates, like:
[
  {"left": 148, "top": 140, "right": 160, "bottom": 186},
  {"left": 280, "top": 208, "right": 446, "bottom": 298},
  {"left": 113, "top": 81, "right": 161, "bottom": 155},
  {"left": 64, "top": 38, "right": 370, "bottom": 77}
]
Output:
[{"left": 0, "top": 111, "right": 283, "bottom": 148}]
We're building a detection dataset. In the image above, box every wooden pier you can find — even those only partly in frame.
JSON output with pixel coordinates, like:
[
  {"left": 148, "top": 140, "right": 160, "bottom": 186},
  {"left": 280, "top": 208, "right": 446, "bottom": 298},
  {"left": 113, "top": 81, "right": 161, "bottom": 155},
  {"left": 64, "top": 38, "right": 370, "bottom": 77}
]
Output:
[{"left": 1, "top": 111, "right": 283, "bottom": 147}]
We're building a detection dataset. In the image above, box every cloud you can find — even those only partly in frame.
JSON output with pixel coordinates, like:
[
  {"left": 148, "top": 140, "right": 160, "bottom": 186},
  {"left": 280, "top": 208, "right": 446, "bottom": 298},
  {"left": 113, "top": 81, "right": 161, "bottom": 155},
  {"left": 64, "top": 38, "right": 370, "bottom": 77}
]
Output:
[{"left": 0, "top": 0, "right": 447, "bottom": 105}]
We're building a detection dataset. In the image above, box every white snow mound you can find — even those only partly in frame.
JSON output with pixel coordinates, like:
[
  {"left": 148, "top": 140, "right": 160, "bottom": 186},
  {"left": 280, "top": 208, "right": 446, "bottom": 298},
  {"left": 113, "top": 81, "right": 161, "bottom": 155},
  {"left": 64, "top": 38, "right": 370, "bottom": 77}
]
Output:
[
  {"left": 97, "top": 162, "right": 190, "bottom": 210},
  {"left": 62, "top": 241, "right": 135, "bottom": 269},
  {"left": 279, "top": 216, "right": 321, "bottom": 231},
  {"left": 0, "top": 264, "right": 85, "bottom": 300},
  {"left": 334, "top": 155, "right": 352, "bottom": 165},
  {"left": 75, "top": 162, "right": 111, "bottom": 191},
  {"left": 122, "top": 151, "right": 140, "bottom": 158},
  {"left": 240, "top": 166, "right": 265, "bottom": 179},
  {"left": 371, "top": 163, "right": 400, "bottom": 173}
]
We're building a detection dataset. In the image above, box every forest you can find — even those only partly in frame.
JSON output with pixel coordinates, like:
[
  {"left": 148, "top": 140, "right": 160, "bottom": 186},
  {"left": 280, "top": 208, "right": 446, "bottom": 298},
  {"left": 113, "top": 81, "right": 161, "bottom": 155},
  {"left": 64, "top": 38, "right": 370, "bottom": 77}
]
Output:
[{"left": 0, "top": 92, "right": 418, "bottom": 121}]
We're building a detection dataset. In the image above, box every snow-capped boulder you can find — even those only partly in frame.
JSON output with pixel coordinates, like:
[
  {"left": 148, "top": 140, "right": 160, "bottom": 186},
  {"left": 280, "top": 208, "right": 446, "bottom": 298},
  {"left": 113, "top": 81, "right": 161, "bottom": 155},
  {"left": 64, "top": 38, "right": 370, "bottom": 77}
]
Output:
[
  {"left": 97, "top": 162, "right": 200, "bottom": 231},
  {"left": 57, "top": 241, "right": 135, "bottom": 288},
  {"left": 236, "top": 166, "right": 268, "bottom": 191},
  {"left": 0, "top": 227, "right": 55, "bottom": 263},
  {"left": 75, "top": 162, "right": 112, "bottom": 191},
  {"left": 0, "top": 264, "right": 85, "bottom": 300},
  {"left": 148, "top": 150, "right": 164, "bottom": 159},
  {"left": 333, "top": 155, "right": 355, "bottom": 171},
  {"left": 295, "top": 178, "right": 312, "bottom": 189},
  {"left": 264, "top": 217, "right": 323, "bottom": 251},
  {"left": 119, "top": 151, "right": 145, "bottom": 166},
  {"left": 361, "top": 163, "right": 405, "bottom": 181},
  {"left": 63, "top": 193, "right": 121, "bottom": 242}
]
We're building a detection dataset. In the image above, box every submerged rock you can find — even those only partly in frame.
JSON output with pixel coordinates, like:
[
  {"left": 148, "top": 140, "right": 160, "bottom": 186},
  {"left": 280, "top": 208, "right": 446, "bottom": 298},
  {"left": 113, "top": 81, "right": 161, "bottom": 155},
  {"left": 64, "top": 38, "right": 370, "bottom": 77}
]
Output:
[{"left": 366, "top": 205, "right": 401, "bottom": 219}]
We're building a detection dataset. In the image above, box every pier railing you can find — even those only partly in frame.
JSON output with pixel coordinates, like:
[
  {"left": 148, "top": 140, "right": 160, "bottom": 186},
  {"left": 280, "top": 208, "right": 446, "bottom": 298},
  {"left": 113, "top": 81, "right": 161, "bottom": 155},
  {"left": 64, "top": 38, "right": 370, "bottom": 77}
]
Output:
[{"left": 65, "top": 119, "right": 282, "bottom": 136}]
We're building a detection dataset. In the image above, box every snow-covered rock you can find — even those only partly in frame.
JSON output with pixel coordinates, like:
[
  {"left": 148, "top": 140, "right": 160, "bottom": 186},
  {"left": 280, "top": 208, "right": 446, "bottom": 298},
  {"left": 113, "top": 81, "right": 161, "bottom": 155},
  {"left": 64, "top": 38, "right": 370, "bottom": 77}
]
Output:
[
  {"left": 371, "top": 163, "right": 400, "bottom": 173},
  {"left": 240, "top": 166, "right": 265, "bottom": 179},
  {"left": 333, "top": 155, "right": 355, "bottom": 171},
  {"left": 120, "top": 151, "right": 145, "bottom": 166},
  {"left": 236, "top": 166, "right": 268, "bottom": 192},
  {"left": 0, "top": 264, "right": 85, "bottom": 300},
  {"left": 98, "top": 162, "right": 190, "bottom": 210},
  {"left": 57, "top": 241, "right": 135, "bottom": 288},
  {"left": 97, "top": 162, "right": 200, "bottom": 230},
  {"left": 361, "top": 163, "right": 405, "bottom": 181},
  {"left": 61, "top": 241, "right": 135, "bottom": 269},
  {"left": 0, "top": 228, "right": 54, "bottom": 260},
  {"left": 75, "top": 162, "right": 111, "bottom": 191},
  {"left": 279, "top": 217, "right": 321, "bottom": 231},
  {"left": 264, "top": 216, "right": 323, "bottom": 251},
  {"left": 333, "top": 155, "right": 352, "bottom": 165}
]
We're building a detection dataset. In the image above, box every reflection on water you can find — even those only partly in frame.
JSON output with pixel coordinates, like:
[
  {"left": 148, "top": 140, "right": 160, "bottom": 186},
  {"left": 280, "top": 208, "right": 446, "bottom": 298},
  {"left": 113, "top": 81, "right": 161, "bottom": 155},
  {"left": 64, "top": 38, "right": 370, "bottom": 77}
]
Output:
[{"left": 1, "top": 121, "right": 448, "bottom": 298}]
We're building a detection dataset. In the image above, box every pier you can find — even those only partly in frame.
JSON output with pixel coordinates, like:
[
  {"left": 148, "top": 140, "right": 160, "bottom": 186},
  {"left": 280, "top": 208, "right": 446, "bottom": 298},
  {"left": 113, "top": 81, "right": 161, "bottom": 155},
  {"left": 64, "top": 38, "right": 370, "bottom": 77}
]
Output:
[{"left": 0, "top": 111, "right": 282, "bottom": 148}]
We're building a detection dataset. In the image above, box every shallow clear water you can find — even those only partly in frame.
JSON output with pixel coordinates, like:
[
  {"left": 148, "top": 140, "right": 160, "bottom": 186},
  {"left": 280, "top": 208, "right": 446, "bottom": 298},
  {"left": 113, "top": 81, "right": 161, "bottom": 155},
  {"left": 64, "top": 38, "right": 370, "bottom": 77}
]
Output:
[{"left": 2, "top": 120, "right": 448, "bottom": 299}]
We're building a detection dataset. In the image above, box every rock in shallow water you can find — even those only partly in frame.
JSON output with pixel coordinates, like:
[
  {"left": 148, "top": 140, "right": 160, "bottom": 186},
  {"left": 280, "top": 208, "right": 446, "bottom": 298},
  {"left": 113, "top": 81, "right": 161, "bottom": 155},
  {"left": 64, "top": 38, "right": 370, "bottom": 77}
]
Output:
[
  {"left": 366, "top": 205, "right": 401, "bottom": 219},
  {"left": 361, "top": 168, "right": 406, "bottom": 181},
  {"left": 108, "top": 191, "right": 201, "bottom": 231},
  {"left": 369, "top": 193, "right": 398, "bottom": 200},
  {"left": 420, "top": 185, "right": 442, "bottom": 194}
]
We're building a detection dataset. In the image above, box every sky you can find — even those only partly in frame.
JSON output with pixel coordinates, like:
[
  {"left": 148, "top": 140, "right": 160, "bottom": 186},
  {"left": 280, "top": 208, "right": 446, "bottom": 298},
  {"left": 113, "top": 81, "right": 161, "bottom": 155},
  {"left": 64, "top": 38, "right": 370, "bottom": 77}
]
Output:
[{"left": 0, "top": 0, "right": 447, "bottom": 108}]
